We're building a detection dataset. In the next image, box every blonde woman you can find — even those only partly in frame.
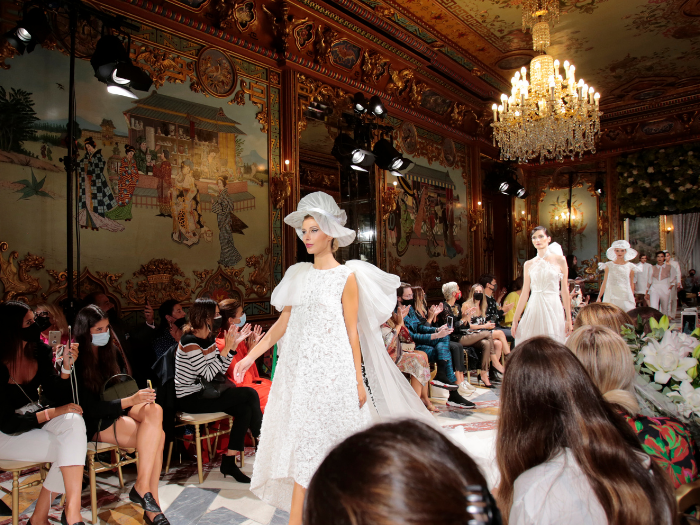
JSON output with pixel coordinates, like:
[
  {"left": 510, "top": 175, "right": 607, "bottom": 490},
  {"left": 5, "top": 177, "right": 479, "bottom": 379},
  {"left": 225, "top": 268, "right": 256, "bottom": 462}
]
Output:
[
  {"left": 567, "top": 325, "right": 699, "bottom": 489},
  {"left": 411, "top": 286, "right": 443, "bottom": 326},
  {"left": 572, "top": 302, "right": 633, "bottom": 334}
]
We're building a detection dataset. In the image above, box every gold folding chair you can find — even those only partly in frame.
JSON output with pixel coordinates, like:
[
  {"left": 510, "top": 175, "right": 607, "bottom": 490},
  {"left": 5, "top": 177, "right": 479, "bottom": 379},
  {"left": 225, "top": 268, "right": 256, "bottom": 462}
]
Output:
[
  {"left": 0, "top": 460, "right": 49, "bottom": 525},
  {"left": 86, "top": 443, "right": 138, "bottom": 525}
]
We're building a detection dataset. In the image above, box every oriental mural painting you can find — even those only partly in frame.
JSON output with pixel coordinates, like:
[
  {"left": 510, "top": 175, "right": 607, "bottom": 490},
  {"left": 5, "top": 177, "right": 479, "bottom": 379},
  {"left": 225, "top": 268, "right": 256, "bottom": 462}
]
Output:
[{"left": 0, "top": 44, "right": 276, "bottom": 312}]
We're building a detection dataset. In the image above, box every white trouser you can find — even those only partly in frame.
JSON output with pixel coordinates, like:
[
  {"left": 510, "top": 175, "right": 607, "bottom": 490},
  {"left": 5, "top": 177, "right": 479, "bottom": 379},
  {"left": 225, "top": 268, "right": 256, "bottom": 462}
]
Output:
[
  {"left": 649, "top": 279, "right": 671, "bottom": 316},
  {"left": 0, "top": 413, "right": 87, "bottom": 493}
]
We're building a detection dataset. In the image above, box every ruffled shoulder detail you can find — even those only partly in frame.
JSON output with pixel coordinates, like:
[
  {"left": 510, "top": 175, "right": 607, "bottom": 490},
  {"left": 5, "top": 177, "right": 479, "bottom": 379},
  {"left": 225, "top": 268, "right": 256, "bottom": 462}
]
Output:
[
  {"left": 547, "top": 242, "right": 564, "bottom": 257},
  {"left": 345, "top": 260, "right": 400, "bottom": 327},
  {"left": 598, "top": 261, "right": 609, "bottom": 272},
  {"left": 270, "top": 262, "right": 313, "bottom": 312}
]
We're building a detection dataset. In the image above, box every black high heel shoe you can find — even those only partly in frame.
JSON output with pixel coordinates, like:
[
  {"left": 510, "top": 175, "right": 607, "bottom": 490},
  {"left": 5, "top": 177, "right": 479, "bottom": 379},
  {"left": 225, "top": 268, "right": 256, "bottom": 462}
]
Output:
[
  {"left": 144, "top": 511, "right": 171, "bottom": 525},
  {"left": 478, "top": 375, "right": 496, "bottom": 389},
  {"left": 221, "top": 454, "right": 251, "bottom": 483},
  {"left": 129, "top": 486, "right": 162, "bottom": 513},
  {"left": 61, "top": 510, "right": 86, "bottom": 525}
]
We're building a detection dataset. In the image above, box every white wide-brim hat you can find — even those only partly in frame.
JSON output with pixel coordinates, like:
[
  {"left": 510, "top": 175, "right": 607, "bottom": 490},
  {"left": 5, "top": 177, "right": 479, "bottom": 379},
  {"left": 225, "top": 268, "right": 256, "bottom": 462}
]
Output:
[
  {"left": 606, "top": 239, "right": 638, "bottom": 261},
  {"left": 284, "top": 191, "right": 356, "bottom": 247}
]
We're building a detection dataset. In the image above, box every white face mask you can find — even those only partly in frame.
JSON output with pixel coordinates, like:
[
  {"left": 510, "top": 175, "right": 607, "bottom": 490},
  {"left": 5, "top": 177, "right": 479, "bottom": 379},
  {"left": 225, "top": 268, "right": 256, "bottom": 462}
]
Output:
[
  {"left": 234, "top": 313, "right": 246, "bottom": 328},
  {"left": 92, "top": 329, "right": 110, "bottom": 347}
]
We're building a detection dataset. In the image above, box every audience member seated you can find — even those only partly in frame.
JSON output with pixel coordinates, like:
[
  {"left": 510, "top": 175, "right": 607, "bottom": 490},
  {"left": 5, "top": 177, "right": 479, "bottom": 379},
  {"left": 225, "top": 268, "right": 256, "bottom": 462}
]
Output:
[
  {"left": 0, "top": 301, "right": 87, "bottom": 525},
  {"left": 152, "top": 300, "right": 187, "bottom": 359},
  {"left": 36, "top": 301, "right": 70, "bottom": 349},
  {"left": 497, "top": 336, "right": 676, "bottom": 525},
  {"left": 573, "top": 302, "right": 634, "bottom": 334},
  {"left": 684, "top": 269, "right": 699, "bottom": 294},
  {"left": 304, "top": 420, "right": 499, "bottom": 525},
  {"left": 411, "top": 285, "right": 442, "bottom": 326},
  {"left": 381, "top": 306, "right": 438, "bottom": 412},
  {"left": 73, "top": 305, "right": 169, "bottom": 525},
  {"left": 567, "top": 325, "right": 700, "bottom": 489},
  {"left": 84, "top": 292, "right": 157, "bottom": 387},
  {"left": 464, "top": 284, "right": 507, "bottom": 383},
  {"left": 627, "top": 306, "right": 664, "bottom": 335},
  {"left": 478, "top": 273, "right": 514, "bottom": 339},
  {"left": 396, "top": 283, "right": 474, "bottom": 409},
  {"left": 218, "top": 298, "right": 271, "bottom": 412},
  {"left": 174, "top": 298, "right": 261, "bottom": 482},
  {"left": 502, "top": 277, "right": 524, "bottom": 328},
  {"left": 438, "top": 281, "right": 493, "bottom": 392}
]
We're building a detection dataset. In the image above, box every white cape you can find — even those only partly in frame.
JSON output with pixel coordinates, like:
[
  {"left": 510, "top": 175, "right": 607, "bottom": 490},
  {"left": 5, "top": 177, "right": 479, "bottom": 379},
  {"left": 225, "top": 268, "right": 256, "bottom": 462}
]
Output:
[{"left": 271, "top": 260, "right": 435, "bottom": 426}]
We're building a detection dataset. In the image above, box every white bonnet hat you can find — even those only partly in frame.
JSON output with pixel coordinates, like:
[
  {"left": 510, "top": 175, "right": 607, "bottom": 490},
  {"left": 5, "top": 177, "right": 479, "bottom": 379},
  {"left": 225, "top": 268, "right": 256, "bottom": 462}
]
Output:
[
  {"left": 606, "top": 239, "right": 638, "bottom": 262},
  {"left": 284, "top": 192, "right": 356, "bottom": 247}
]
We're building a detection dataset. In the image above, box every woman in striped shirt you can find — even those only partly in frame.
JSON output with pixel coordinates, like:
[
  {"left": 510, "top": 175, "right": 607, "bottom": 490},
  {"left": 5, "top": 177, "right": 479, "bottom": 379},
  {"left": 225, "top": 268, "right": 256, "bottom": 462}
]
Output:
[{"left": 175, "top": 298, "right": 261, "bottom": 483}]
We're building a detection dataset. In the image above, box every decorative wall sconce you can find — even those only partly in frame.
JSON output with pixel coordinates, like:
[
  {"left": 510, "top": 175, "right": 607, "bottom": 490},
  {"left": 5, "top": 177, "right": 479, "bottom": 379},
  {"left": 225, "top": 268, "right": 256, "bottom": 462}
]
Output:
[
  {"left": 381, "top": 181, "right": 399, "bottom": 220},
  {"left": 271, "top": 159, "right": 294, "bottom": 209},
  {"left": 468, "top": 201, "right": 485, "bottom": 232}
]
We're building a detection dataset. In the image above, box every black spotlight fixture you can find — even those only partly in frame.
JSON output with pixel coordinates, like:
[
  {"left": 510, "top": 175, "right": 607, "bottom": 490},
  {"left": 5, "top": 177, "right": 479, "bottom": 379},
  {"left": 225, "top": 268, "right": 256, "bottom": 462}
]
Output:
[
  {"left": 90, "top": 35, "right": 152, "bottom": 98},
  {"left": 368, "top": 95, "right": 386, "bottom": 117},
  {"left": 498, "top": 178, "right": 513, "bottom": 194},
  {"left": 353, "top": 93, "right": 368, "bottom": 115},
  {"left": 4, "top": 6, "right": 51, "bottom": 55},
  {"left": 332, "top": 133, "right": 374, "bottom": 171},
  {"left": 594, "top": 177, "right": 604, "bottom": 196},
  {"left": 515, "top": 185, "right": 528, "bottom": 199},
  {"left": 373, "top": 138, "right": 403, "bottom": 171}
]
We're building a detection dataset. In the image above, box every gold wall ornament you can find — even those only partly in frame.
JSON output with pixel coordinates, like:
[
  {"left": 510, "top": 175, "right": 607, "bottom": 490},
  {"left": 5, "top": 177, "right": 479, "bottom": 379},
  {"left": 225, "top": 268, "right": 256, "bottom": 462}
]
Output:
[
  {"left": 514, "top": 212, "right": 527, "bottom": 234},
  {"left": 373, "top": 5, "right": 395, "bottom": 17},
  {"left": 0, "top": 242, "right": 44, "bottom": 302},
  {"left": 676, "top": 111, "right": 698, "bottom": 132},
  {"left": 314, "top": 25, "right": 338, "bottom": 65},
  {"left": 361, "top": 50, "right": 390, "bottom": 85},
  {"left": 409, "top": 81, "right": 428, "bottom": 109},
  {"left": 132, "top": 46, "right": 182, "bottom": 90},
  {"left": 222, "top": 266, "right": 246, "bottom": 288},
  {"left": 211, "top": 0, "right": 257, "bottom": 31},
  {"left": 297, "top": 73, "right": 352, "bottom": 138},
  {"left": 245, "top": 247, "right": 271, "bottom": 298},
  {"left": 123, "top": 258, "right": 208, "bottom": 306},
  {"left": 0, "top": 40, "right": 17, "bottom": 70},
  {"left": 415, "top": 136, "right": 443, "bottom": 165},
  {"left": 386, "top": 67, "right": 414, "bottom": 99},
  {"left": 380, "top": 185, "right": 399, "bottom": 220},
  {"left": 229, "top": 79, "right": 268, "bottom": 132},
  {"left": 271, "top": 169, "right": 294, "bottom": 209},
  {"left": 263, "top": 0, "right": 304, "bottom": 58},
  {"left": 389, "top": 254, "right": 471, "bottom": 290},
  {"left": 468, "top": 205, "right": 485, "bottom": 232}
]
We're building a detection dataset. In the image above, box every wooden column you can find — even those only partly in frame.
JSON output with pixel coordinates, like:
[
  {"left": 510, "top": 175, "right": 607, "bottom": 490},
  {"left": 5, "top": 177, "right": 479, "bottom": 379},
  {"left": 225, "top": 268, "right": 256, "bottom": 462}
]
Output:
[
  {"left": 472, "top": 144, "right": 483, "bottom": 279},
  {"left": 280, "top": 69, "right": 300, "bottom": 272}
]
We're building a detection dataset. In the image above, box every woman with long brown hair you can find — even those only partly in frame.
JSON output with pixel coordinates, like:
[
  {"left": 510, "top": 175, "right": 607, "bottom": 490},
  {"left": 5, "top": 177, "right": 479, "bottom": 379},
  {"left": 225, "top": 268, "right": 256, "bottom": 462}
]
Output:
[
  {"left": 496, "top": 336, "right": 676, "bottom": 524},
  {"left": 73, "top": 305, "right": 169, "bottom": 525}
]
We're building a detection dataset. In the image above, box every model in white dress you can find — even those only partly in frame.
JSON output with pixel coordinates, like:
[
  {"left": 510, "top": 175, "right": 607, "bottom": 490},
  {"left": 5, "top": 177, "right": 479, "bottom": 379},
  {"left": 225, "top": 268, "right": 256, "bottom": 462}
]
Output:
[
  {"left": 511, "top": 228, "right": 572, "bottom": 346},
  {"left": 598, "top": 240, "right": 639, "bottom": 312},
  {"left": 232, "top": 192, "right": 433, "bottom": 523}
]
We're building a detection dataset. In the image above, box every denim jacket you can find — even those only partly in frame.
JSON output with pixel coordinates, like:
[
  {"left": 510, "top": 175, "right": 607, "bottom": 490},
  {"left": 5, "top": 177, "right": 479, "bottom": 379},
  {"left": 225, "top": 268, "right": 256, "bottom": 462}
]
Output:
[{"left": 402, "top": 306, "right": 437, "bottom": 345}]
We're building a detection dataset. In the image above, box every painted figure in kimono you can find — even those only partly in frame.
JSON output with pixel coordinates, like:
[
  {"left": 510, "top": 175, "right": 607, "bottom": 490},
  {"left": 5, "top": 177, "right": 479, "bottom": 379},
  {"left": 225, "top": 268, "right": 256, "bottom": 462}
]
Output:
[
  {"left": 170, "top": 159, "right": 204, "bottom": 246},
  {"left": 78, "top": 137, "right": 124, "bottom": 232},
  {"left": 106, "top": 144, "right": 139, "bottom": 221},
  {"left": 211, "top": 176, "right": 248, "bottom": 266},
  {"left": 134, "top": 137, "right": 154, "bottom": 175},
  {"left": 153, "top": 149, "right": 172, "bottom": 217}
]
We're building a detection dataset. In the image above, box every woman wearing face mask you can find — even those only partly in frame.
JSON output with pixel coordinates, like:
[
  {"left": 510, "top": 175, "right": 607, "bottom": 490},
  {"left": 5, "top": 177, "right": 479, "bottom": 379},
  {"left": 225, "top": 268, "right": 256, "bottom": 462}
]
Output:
[
  {"left": 462, "top": 285, "right": 505, "bottom": 387},
  {"left": 174, "top": 298, "right": 261, "bottom": 482},
  {"left": 73, "top": 305, "right": 169, "bottom": 525},
  {"left": 0, "top": 301, "right": 86, "bottom": 525},
  {"left": 218, "top": 299, "right": 271, "bottom": 412}
]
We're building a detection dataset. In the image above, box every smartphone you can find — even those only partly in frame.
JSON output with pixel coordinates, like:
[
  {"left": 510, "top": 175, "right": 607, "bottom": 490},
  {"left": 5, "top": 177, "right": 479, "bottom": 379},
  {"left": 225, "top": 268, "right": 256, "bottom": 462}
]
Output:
[
  {"left": 147, "top": 379, "right": 153, "bottom": 390},
  {"left": 447, "top": 317, "right": 453, "bottom": 329},
  {"left": 574, "top": 285, "right": 581, "bottom": 292},
  {"left": 48, "top": 330, "right": 62, "bottom": 346}
]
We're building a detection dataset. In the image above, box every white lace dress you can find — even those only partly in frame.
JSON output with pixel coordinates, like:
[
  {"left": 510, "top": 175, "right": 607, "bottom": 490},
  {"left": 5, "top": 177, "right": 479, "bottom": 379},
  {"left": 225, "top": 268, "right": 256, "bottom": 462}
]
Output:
[
  {"left": 250, "top": 264, "right": 372, "bottom": 511},
  {"left": 601, "top": 261, "right": 636, "bottom": 312},
  {"left": 515, "top": 256, "right": 566, "bottom": 346}
]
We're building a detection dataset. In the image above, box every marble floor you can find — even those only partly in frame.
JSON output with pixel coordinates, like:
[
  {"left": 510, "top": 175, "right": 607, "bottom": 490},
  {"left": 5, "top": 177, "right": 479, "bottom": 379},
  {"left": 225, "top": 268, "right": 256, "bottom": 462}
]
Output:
[{"left": 0, "top": 383, "right": 498, "bottom": 525}]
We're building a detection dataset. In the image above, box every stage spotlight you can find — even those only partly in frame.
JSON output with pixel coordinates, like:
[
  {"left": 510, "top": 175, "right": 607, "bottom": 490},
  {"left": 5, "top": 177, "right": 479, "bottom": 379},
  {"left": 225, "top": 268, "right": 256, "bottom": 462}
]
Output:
[
  {"left": 498, "top": 179, "right": 512, "bottom": 194},
  {"left": 353, "top": 93, "right": 368, "bottom": 114},
  {"left": 373, "top": 138, "right": 403, "bottom": 171},
  {"left": 515, "top": 186, "right": 528, "bottom": 199},
  {"left": 91, "top": 35, "right": 152, "bottom": 95},
  {"left": 332, "top": 133, "right": 374, "bottom": 170},
  {"left": 4, "top": 7, "right": 51, "bottom": 55},
  {"left": 368, "top": 95, "right": 386, "bottom": 117}
]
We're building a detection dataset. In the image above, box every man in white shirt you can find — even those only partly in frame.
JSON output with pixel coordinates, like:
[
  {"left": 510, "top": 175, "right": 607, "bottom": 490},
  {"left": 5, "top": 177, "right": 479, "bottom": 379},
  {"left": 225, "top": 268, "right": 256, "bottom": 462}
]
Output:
[
  {"left": 645, "top": 251, "right": 675, "bottom": 316},
  {"left": 666, "top": 251, "right": 681, "bottom": 318},
  {"left": 634, "top": 253, "right": 653, "bottom": 306}
]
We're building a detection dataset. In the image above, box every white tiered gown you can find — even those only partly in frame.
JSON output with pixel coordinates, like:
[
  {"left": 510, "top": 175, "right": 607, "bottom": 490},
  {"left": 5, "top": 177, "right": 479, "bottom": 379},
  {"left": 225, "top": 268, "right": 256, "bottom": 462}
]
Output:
[
  {"left": 250, "top": 264, "right": 372, "bottom": 511},
  {"left": 515, "top": 256, "right": 566, "bottom": 346},
  {"left": 601, "top": 261, "right": 637, "bottom": 312}
]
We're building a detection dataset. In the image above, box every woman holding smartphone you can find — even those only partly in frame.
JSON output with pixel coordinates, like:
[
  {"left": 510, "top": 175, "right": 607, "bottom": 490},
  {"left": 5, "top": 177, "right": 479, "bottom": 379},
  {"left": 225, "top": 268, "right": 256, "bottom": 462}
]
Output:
[{"left": 73, "top": 305, "right": 169, "bottom": 525}]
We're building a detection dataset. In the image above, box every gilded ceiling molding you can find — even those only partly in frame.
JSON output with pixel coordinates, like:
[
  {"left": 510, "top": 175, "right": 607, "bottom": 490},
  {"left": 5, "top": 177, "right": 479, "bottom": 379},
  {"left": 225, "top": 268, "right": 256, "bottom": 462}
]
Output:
[
  {"left": 296, "top": 73, "right": 352, "bottom": 138},
  {"left": 361, "top": 50, "right": 390, "bottom": 85},
  {"left": 313, "top": 25, "right": 338, "bottom": 65},
  {"left": 263, "top": 0, "right": 306, "bottom": 60},
  {"left": 132, "top": 45, "right": 200, "bottom": 92}
]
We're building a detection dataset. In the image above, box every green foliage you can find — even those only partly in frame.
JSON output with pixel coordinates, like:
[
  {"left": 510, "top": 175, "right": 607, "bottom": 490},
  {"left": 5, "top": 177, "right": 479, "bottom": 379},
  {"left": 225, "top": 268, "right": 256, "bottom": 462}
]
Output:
[
  {"left": 14, "top": 169, "right": 52, "bottom": 200},
  {"left": 618, "top": 143, "right": 700, "bottom": 218},
  {"left": 0, "top": 86, "right": 39, "bottom": 155}
]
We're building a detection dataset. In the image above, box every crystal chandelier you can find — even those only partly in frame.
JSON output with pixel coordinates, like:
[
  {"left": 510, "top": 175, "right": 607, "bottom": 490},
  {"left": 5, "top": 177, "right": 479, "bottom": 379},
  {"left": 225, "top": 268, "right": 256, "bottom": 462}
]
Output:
[{"left": 491, "top": 18, "right": 601, "bottom": 163}]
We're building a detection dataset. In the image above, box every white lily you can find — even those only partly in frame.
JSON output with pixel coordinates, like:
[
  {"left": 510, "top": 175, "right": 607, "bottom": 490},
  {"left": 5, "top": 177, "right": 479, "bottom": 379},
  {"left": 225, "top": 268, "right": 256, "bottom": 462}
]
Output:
[
  {"left": 641, "top": 337, "right": 698, "bottom": 384},
  {"left": 653, "top": 329, "right": 699, "bottom": 358},
  {"left": 668, "top": 381, "right": 700, "bottom": 418}
]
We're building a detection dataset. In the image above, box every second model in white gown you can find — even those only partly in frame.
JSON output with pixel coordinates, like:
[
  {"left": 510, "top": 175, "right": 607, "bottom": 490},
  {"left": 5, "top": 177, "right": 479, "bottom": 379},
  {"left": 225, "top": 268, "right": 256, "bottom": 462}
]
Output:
[
  {"left": 250, "top": 264, "right": 372, "bottom": 511},
  {"left": 515, "top": 254, "right": 566, "bottom": 346},
  {"left": 601, "top": 261, "right": 637, "bottom": 312}
]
